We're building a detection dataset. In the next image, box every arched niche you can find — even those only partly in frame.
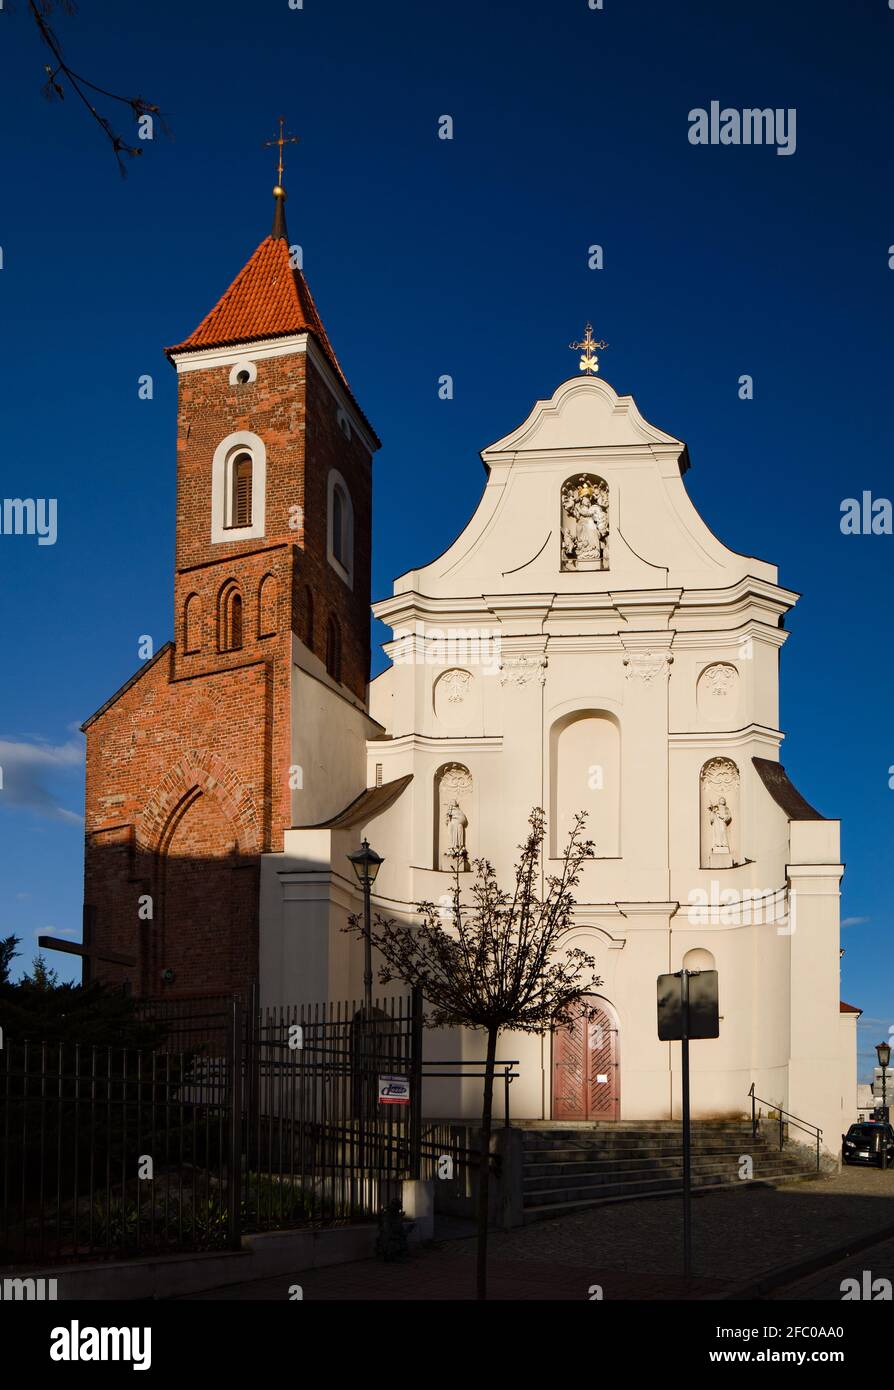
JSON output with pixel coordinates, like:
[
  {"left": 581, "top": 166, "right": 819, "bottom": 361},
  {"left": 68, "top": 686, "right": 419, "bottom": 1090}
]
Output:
[
  {"left": 434, "top": 763, "right": 473, "bottom": 870},
  {"left": 682, "top": 947, "right": 716, "bottom": 972},
  {"left": 696, "top": 663, "right": 740, "bottom": 724},
  {"left": 258, "top": 574, "right": 278, "bottom": 638},
  {"left": 699, "top": 757, "right": 741, "bottom": 868},
  {"left": 182, "top": 593, "right": 202, "bottom": 654},
  {"left": 217, "top": 579, "right": 243, "bottom": 653},
  {"left": 549, "top": 710, "right": 620, "bottom": 858},
  {"left": 560, "top": 473, "right": 610, "bottom": 571}
]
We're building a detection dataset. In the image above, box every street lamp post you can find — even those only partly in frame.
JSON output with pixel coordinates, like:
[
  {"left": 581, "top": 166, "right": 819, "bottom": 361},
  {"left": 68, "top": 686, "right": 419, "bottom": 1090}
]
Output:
[
  {"left": 877, "top": 1041, "right": 891, "bottom": 1171},
  {"left": 348, "top": 839, "right": 384, "bottom": 1020}
]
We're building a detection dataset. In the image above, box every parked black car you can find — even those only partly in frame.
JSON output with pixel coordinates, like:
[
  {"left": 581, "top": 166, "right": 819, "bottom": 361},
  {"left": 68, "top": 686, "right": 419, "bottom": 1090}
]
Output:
[{"left": 842, "top": 1122, "right": 894, "bottom": 1167}]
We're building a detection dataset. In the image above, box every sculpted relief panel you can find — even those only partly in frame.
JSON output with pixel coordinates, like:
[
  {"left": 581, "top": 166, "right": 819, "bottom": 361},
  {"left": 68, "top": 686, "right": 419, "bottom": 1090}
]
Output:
[
  {"left": 561, "top": 474, "right": 609, "bottom": 571},
  {"left": 434, "top": 668, "right": 473, "bottom": 727},
  {"left": 696, "top": 663, "right": 740, "bottom": 724}
]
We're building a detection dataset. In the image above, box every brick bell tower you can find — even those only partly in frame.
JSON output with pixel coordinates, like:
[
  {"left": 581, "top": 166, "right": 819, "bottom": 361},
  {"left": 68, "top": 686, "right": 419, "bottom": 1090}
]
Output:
[{"left": 79, "top": 175, "right": 380, "bottom": 1000}]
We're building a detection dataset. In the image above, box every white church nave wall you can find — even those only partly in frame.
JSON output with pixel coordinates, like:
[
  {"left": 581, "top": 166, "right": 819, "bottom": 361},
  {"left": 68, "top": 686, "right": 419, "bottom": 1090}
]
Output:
[{"left": 260, "top": 372, "right": 850, "bottom": 1147}]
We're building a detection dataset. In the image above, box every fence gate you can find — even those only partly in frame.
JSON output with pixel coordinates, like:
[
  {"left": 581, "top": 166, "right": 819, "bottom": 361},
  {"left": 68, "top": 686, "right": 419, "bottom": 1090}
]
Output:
[
  {"left": 242, "top": 991, "right": 422, "bottom": 1230},
  {"left": 0, "top": 989, "right": 422, "bottom": 1268}
]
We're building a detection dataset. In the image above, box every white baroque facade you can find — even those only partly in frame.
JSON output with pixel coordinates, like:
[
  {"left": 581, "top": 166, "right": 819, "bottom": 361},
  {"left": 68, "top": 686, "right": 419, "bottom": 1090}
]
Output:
[{"left": 259, "top": 374, "right": 856, "bottom": 1154}]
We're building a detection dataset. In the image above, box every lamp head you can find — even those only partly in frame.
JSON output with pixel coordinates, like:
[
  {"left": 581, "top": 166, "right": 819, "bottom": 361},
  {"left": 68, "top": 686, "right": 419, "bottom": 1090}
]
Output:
[{"left": 348, "top": 838, "right": 384, "bottom": 887}]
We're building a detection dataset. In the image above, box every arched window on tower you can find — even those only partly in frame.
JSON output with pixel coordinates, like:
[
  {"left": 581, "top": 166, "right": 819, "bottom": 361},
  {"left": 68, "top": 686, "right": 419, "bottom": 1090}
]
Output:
[
  {"left": 326, "top": 470, "right": 353, "bottom": 586},
  {"left": 325, "top": 615, "right": 341, "bottom": 682},
  {"left": 332, "top": 487, "right": 344, "bottom": 563},
  {"left": 230, "top": 453, "right": 253, "bottom": 529},
  {"left": 211, "top": 432, "right": 265, "bottom": 544},
  {"left": 218, "top": 580, "right": 244, "bottom": 652},
  {"left": 230, "top": 592, "right": 243, "bottom": 649}
]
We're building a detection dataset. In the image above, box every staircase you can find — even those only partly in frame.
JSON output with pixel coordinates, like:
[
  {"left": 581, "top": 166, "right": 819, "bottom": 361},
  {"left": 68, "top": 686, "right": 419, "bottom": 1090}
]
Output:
[{"left": 519, "top": 1120, "right": 821, "bottom": 1223}]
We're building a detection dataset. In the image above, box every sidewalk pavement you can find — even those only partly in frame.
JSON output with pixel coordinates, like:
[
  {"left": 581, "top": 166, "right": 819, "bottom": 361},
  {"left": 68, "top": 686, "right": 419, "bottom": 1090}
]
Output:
[{"left": 179, "top": 1165, "right": 894, "bottom": 1301}]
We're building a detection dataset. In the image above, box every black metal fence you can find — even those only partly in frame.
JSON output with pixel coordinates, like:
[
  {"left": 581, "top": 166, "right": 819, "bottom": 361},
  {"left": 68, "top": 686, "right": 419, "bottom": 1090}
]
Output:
[{"left": 0, "top": 990, "right": 424, "bottom": 1268}]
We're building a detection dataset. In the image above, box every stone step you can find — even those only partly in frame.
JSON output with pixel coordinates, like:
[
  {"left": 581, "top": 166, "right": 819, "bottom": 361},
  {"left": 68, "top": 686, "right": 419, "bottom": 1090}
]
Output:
[
  {"left": 515, "top": 1122, "right": 821, "bottom": 1220},
  {"left": 522, "top": 1123, "right": 758, "bottom": 1135},
  {"left": 522, "top": 1170, "right": 821, "bottom": 1223},
  {"left": 522, "top": 1139, "right": 782, "bottom": 1159},
  {"left": 524, "top": 1159, "right": 807, "bottom": 1195},
  {"left": 513, "top": 1119, "right": 757, "bottom": 1131},
  {"left": 525, "top": 1150, "right": 806, "bottom": 1173}
]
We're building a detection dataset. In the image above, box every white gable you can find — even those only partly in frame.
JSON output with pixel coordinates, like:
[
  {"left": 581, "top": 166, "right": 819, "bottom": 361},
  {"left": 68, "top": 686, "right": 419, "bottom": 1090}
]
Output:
[{"left": 393, "top": 376, "right": 777, "bottom": 598}]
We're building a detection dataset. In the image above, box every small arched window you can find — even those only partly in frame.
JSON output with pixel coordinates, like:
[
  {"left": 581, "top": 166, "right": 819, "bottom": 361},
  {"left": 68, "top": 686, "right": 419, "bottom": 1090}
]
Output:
[
  {"left": 219, "top": 580, "right": 244, "bottom": 652},
  {"left": 332, "top": 487, "right": 345, "bottom": 565},
  {"left": 325, "top": 615, "right": 341, "bottom": 682},
  {"left": 230, "top": 453, "right": 252, "bottom": 529},
  {"left": 326, "top": 470, "right": 353, "bottom": 586},
  {"left": 230, "top": 592, "right": 243, "bottom": 649},
  {"left": 212, "top": 431, "right": 265, "bottom": 544}
]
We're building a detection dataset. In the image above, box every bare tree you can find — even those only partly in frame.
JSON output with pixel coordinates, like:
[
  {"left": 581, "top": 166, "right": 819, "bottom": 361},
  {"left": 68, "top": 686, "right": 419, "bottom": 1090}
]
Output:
[
  {"left": 347, "top": 807, "right": 602, "bottom": 1300},
  {"left": 26, "top": 1, "right": 165, "bottom": 174}
]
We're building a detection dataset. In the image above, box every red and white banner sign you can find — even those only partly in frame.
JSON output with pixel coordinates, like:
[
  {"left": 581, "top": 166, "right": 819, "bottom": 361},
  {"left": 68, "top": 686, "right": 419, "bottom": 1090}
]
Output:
[{"left": 378, "top": 1074, "right": 410, "bottom": 1105}]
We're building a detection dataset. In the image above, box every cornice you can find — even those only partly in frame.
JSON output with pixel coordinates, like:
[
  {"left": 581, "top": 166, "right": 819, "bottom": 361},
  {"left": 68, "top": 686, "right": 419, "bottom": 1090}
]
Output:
[
  {"left": 668, "top": 724, "right": 783, "bottom": 751},
  {"left": 169, "top": 332, "right": 379, "bottom": 456}
]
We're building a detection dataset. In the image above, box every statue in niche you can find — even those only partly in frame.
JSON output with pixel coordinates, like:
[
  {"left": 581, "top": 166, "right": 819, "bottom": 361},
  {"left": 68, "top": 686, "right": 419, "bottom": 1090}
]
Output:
[
  {"left": 708, "top": 796, "right": 733, "bottom": 866},
  {"left": 700, "top": 756, "right": 739, "bottom": 869},
  {"left": 445, "top": 799, "right": 469, "bottom": 869},
  {"left": 561, "top": 474, "right": 609, "bottom": 571}
]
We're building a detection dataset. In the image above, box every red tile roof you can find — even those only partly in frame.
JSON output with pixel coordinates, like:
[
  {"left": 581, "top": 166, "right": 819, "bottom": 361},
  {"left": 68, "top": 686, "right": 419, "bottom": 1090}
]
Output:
[
  {"left": 840, "top": 1000, "right": 862, "bottom": 1014},
  {"left": 166, "top": 235, "right": 347, "bottom": 387}
]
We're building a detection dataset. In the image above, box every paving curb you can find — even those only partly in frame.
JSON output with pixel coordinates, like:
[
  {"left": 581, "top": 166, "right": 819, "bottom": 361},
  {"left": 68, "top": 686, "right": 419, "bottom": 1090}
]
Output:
[{"left": 714, "top": 1219, "right": 894, "bottom": 1300}]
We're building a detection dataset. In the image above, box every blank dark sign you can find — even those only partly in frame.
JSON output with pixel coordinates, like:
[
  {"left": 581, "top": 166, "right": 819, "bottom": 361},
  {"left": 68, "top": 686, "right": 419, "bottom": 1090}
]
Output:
[{"left": 657, "top": 971, "right": 720, "bottom": 1040}]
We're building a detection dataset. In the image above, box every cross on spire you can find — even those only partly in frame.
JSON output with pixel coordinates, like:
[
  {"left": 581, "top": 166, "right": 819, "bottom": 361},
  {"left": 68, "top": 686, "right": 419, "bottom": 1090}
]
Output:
[
  {"left": 263, "top": 116, "right": 300, "bottom": 192},
  {"left": 263, "top": 117, "right": 300, "bottom": 239},
  {"left": 569, "top": 322, "right": 608, "bottom": 375}
]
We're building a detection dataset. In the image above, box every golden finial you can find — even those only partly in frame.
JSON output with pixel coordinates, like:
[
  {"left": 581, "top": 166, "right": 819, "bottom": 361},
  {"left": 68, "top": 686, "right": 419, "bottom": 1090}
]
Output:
[
  {"left": 569, "top": 322, "right": 608, "bottom": 375},
  {"left": 263, "top": 116, "right": 301, "bottom": 196}
]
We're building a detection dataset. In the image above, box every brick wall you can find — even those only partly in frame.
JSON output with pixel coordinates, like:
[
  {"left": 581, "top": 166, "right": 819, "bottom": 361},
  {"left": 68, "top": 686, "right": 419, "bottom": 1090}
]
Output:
[{"left": 82, "top": 337, "right": 375, "bottom": 998}]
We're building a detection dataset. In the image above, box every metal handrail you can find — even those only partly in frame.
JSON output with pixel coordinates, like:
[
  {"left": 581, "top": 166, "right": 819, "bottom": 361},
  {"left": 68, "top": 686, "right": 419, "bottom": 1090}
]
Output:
[
  {"left": 421, "top": 1059, "right": 520, "bottom": 1127},
  {"left": 748, "top": 1083, "right": 823, "bottom": 1171}
]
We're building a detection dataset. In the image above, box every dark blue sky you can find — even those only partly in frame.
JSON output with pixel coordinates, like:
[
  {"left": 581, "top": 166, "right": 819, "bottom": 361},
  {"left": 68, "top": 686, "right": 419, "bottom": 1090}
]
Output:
[{"left": 1, "top": 0, "right": 891, "bottom": 1077}]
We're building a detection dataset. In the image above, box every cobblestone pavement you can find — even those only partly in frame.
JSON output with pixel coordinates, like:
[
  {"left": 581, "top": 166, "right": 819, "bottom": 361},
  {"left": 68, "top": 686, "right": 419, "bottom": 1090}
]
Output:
[
  {"left": 770, "top": 1231, "right": 894, "bottom": 1301},
  {"left": 181, "top": 1165, "right": 894, "bottom": 1301}
]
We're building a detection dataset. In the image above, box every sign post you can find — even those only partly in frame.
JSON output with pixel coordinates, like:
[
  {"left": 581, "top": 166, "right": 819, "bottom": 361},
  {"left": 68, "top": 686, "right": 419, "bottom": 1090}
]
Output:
[
  {"left": 657, "top": 969, "right": 720, "bottom": 1280},
  {"left": 681, "top": 971, "right": 692, "bottom": 1278}
]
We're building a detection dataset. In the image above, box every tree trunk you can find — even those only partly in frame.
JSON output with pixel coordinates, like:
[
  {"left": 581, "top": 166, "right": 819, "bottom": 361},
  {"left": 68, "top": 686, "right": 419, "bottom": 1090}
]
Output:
[{"left": 476, "top": 1025, "right": 499, "bottom": 1300}]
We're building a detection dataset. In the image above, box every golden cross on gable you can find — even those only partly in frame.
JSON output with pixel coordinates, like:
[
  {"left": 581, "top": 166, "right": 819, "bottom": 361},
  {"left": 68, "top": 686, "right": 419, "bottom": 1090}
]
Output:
[
  {"left": 569, "top": 322, "right": 608, "bottom": 375},
  {"left": 263, "top": 116, "right": 301, "bottom": 190}
]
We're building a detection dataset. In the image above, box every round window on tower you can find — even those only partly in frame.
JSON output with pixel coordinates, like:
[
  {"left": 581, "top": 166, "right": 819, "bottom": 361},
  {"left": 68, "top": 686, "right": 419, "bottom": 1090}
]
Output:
[{"left": 228, "top": 359, "right": 257, "bottom": 386}]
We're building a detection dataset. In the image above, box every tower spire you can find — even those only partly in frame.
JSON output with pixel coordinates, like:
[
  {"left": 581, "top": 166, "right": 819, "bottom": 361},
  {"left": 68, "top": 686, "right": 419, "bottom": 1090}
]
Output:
[{"left": 263, "top": 116, "right": 300, "bottom": 240}]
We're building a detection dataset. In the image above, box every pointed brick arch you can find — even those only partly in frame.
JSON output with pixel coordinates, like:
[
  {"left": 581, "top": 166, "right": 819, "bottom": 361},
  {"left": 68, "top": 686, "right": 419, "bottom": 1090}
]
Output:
[{"left": 138, "top": 750, "right": 261, "bottom": 855}]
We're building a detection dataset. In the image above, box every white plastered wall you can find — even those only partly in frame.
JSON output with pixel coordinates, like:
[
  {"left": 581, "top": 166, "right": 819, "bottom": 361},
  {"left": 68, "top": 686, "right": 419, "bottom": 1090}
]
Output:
[{"left": 258, "top": 376, "right": 851, "bottom": 1150}]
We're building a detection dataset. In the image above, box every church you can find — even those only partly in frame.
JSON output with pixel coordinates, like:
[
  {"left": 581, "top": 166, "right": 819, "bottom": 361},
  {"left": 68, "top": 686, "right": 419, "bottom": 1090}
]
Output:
[{"left": 81, "top": 182, "right": 858, "bottom": 1155}]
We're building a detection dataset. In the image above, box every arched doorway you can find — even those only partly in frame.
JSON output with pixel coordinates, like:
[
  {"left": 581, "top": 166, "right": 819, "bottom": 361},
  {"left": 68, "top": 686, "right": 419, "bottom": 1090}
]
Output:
[{"left": 551, "top": 996, "right": 620, "bottom": 1121}]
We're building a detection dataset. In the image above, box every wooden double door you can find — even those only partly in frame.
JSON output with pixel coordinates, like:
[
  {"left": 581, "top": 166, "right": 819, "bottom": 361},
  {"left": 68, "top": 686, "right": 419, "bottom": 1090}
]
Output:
[{"left": 551, "top": 997, "right": 620, "bottom": 1121}]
